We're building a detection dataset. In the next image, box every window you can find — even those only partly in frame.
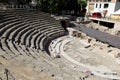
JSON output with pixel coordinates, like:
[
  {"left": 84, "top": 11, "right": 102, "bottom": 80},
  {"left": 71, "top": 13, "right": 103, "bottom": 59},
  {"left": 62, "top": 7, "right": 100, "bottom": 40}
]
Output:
[
  {"left": 108, "top": 0, "right": 111, "bottom": 2},
  {"left": 96, "top": 4, "right": 98, "bottom": 8},
  {"left": 104, "top": 0, "right": 111, "bottom": 2},
  {"left": 104, "top": 4, "right": 109, "bottom": 8},
  {"left": 99, "top": 4, "right": 101, "bottom": 8}
]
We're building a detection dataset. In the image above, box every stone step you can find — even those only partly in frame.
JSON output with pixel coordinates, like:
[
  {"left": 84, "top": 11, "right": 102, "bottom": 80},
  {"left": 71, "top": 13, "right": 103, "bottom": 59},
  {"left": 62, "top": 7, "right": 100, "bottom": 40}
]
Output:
[
  {"left": 0, "top": 48, "right": 14, "bottom": 60},
  {"left": 0, "top": 20, "right": 22, "bottom": 37},
  {"left": 0, "top": 18, "right": 20, "bottom": 29},
  {"left": 15, "top": 25, "right": 32, "bottom": 44},
  {"left": 2, "top": 21, "right": 24, "bottom": 40},
  {"left": 0, "top": 38, "right": 15, "bottom": 55},
  {"left": 21, "top": 29, "right": 35, "bottom": 45},
  {"left": 9, "top": 23, "right": 29, "bottom": 41}
]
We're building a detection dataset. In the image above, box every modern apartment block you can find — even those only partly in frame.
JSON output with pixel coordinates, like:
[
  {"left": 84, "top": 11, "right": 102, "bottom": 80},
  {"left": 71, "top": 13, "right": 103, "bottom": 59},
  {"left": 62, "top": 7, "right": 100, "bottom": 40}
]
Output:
[{"left": 86, "top": 0, "right": 120, "bottom": 17}]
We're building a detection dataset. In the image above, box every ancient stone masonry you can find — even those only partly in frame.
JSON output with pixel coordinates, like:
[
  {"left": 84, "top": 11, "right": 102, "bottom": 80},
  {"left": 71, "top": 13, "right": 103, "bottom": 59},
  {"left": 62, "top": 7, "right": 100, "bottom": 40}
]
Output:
[{"left": 1, "top": 7, "right": 120, "bottom": 80}]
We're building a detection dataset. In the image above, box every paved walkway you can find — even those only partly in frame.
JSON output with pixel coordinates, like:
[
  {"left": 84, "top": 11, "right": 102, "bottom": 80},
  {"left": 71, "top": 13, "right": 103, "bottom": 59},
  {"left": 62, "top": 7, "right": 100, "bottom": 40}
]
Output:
[{"left": 74, "top": 23, "right": 120, "bottom": 49}]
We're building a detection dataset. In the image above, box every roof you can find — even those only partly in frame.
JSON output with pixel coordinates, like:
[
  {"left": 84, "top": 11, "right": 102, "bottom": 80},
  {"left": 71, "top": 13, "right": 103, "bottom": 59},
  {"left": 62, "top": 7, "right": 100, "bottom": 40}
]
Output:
[{"left": 113, "top": 9, "right": 120, "bottom": 15}]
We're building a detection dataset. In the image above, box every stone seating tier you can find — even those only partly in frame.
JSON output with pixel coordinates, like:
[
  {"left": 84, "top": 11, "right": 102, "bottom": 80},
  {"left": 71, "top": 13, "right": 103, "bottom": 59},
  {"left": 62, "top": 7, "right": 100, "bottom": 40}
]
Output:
[
  {"left": 0, "top": 9, "right": 66, "bottom": 55},
  {"left": 0, "top": 10, "right": 84, "bottom": 80}
]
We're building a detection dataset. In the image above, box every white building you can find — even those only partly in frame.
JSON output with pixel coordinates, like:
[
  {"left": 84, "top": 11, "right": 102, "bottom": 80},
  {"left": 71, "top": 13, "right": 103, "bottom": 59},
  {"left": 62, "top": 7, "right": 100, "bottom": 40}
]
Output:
[{"left": 87, "top": 0, "right": 120, "bottom": 17}]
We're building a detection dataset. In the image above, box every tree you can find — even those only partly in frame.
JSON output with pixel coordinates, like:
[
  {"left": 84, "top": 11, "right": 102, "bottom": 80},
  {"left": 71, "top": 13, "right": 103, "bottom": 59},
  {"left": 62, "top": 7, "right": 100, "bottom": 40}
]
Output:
[
  {"left": 37, "top": 0, "right": 49, "bottom": 12},
  {"left": 37, "top": 0, "right": 87, "bottom": 15},
  {"left": 0, "top": 0, "right": 8, "bottom": 3},
  {"left": 48, "top": 0, "right": 58, "bottom": 13},
  {"left": 77, "top": 0, "right": 87, "bottom": 8}
]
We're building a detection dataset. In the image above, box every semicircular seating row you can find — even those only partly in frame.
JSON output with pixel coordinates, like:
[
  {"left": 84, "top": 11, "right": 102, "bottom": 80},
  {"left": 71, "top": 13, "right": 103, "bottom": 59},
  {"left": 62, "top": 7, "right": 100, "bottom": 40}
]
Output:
[{"left": 0, "top": 10, "right": 67, "bottom": 59}]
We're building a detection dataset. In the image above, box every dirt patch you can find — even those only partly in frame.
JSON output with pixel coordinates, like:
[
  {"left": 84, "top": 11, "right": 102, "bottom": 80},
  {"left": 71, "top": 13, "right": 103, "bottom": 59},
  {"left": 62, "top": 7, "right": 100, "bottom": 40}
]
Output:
[{"left": 0, "top": 56, "right": 54, "bottom": 80}]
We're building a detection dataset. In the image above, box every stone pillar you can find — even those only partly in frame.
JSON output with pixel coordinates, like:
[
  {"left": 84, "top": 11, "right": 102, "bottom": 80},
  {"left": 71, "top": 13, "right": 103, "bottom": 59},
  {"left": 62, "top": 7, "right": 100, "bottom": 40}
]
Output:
[
  {"left": 19, "top": 5, "right": 22, "bottom": 9},
  {"left": 11, "top": 5, "right": 13, "bottom": 8},
  {"left": 15, "top": 5, "right": 18, "bottom": 9}
]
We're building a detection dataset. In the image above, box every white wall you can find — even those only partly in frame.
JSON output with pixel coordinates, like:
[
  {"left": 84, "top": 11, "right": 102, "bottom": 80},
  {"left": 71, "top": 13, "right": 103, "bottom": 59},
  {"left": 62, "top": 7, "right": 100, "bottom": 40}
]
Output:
[
  {"left": 87, "top": 2, "right": 119, "bottom": 17},
  {"left": 86, "top": 2, "right": 89, "bottom": 13},
  {"left": 107, "top": 2, "right": 116, "bottom": 17},
  {"left": 93, "top": 2, "right": 116, "bottom": 17}
]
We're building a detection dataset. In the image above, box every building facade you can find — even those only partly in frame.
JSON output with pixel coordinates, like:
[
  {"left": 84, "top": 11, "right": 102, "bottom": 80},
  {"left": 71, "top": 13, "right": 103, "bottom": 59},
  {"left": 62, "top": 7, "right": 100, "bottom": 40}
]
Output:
[{"left": 87, "top": 0, "right": 120, "bottom": 17}]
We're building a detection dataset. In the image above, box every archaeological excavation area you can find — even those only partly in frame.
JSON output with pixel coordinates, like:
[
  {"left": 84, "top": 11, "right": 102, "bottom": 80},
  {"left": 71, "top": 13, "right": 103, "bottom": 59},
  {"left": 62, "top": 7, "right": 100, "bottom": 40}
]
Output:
[{"left": 0, "top": 9, "right": 120, "bottom": 80}]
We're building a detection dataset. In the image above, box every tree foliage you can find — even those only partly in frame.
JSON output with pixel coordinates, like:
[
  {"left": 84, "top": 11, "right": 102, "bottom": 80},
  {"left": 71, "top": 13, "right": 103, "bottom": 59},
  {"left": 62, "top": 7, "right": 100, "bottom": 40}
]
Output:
[
  {"left": 37, "top": 0, "right": 87, "bottom": 14},
  {"left": 0, "top": 0, "right": 87, "bottom": 15},
  {"left": 78, "top": 0, "right": 87, "bottom": 7},
  {"left": 0, "top": 0, "right": 8, "bottom": 3}
]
